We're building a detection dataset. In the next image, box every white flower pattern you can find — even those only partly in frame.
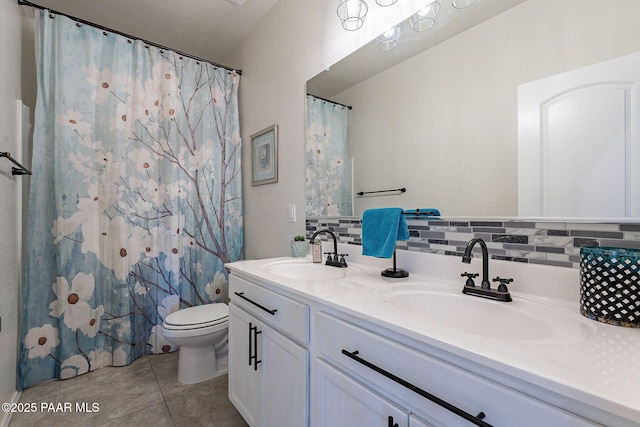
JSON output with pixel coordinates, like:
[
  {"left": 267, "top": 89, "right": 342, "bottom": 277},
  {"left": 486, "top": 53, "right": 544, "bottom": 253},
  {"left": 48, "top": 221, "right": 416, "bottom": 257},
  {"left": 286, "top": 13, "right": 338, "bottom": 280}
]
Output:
[
  {"left": 205, "top": 271, "right": 228, "bottom": 303},
  {"left": 49, "top": 273, "right": 95, "bottom": 330},
  {"left": 20, "top": 15, "right": 243, "bottom": 389},
  {"left": 25, "top": 325, "right": 59, "bottom": 359}
]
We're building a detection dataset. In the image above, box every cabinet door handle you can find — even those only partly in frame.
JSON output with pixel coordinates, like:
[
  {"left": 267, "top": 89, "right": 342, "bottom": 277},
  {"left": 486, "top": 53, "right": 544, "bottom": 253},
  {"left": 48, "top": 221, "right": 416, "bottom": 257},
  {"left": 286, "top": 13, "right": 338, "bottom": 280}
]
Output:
[
  {"left": 253, "top": 326, "right": 262, "bottom": 371},
  {"left": 388, "top": 416, "right": 399, "bottom": 427},
  {"left": 342, "top": 349, "right": 492, "bottom": 427},
  {"left": 234, "top": 291, "right": 278, "bottom": 315},
  {"left": 249, "top": 323, "right": 262, "bottom": 371},
  {"left": 249, "top": 322, "right": 254, "bottom": 367}
]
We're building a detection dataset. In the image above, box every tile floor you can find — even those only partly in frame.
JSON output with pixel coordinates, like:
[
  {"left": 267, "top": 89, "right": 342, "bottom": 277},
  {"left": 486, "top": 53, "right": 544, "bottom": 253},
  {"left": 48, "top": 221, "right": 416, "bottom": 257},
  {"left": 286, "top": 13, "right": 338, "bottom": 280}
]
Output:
[{"left": 8, "top": 351, "right": 248, "bottom": 427}]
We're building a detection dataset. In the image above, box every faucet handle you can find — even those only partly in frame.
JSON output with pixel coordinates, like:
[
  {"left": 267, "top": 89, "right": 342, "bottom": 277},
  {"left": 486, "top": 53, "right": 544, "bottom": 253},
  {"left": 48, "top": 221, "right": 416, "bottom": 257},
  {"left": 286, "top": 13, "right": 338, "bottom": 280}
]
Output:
[
  {"left": 324, "top": 251, "right": 336, "bottom": 262},
  {"left": 338, "top": 253, "right": 348, "bottom": 267},
  {"left": 492, "top": 276, "right": 513, "bottom": 293},
  {"left": 461, "top": 272, "right": 479, "bottom": 287}
]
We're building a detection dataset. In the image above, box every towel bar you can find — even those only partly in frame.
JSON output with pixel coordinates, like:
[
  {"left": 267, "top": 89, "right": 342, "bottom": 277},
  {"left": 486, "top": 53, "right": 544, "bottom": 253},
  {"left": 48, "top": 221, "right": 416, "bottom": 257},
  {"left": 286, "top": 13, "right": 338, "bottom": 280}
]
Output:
[
  {"left": 357, "top": 187, "right": 406, "bottom": 196},
  {"left": 0, "top": 152, "right": 31, "bottom": 176}
]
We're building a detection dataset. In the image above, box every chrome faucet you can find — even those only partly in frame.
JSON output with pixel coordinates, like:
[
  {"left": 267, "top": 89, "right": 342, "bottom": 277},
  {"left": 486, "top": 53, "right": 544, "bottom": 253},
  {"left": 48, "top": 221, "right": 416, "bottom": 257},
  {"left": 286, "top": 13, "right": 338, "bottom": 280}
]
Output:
[
  {"left": 461, "top": 238, "right": 512, "bottom": 302},
  {"left": 309, "top": 229, "right": 348, "bottom": 268}
]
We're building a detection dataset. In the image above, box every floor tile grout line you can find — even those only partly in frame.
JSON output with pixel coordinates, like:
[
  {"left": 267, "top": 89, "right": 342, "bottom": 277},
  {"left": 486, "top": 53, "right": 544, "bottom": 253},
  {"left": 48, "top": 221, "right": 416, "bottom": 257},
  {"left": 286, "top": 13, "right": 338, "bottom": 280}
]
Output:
[{"left": 147, "top": 354, "right": 179, "bottom": 426}]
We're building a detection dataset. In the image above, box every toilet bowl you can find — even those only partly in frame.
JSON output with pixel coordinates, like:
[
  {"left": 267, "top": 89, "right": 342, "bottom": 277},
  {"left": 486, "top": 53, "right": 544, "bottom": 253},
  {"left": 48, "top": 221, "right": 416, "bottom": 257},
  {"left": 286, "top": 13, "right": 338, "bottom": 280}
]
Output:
[{"left": 161, "top": 303, "right": 229, "bottom": 384}]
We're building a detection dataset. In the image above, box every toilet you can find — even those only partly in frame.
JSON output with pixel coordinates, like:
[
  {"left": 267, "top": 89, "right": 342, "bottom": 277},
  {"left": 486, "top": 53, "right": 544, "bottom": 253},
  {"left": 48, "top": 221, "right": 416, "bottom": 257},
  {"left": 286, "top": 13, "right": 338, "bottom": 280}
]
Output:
[{"left": 161, "top": 303, "right": 229, "bottom": 384}]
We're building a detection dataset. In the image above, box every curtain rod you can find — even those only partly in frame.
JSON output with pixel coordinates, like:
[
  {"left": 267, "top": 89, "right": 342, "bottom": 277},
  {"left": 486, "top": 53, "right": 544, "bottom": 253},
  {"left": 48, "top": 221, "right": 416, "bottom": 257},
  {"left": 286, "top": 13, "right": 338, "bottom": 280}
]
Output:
[
  {"left": 17, "top": 0, "right": 242, "bottom": 75},
  {"left": 307, "top": 93, "right": 352, "bottom": 110}
]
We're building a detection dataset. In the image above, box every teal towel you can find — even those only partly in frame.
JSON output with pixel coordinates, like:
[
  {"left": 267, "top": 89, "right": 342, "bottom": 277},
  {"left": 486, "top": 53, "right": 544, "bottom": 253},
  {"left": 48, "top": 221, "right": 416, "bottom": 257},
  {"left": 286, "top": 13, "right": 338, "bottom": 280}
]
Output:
[{"left": 362, "top": 208, "right": 410, "bottom": 258}]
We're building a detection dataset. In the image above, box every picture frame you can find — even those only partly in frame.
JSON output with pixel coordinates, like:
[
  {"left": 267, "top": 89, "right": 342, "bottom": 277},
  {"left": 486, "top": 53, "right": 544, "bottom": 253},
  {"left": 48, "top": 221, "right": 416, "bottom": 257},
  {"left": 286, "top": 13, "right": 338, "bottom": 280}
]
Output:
[{"left": 251, "top": 124, "right": 278, "bottom": 185}]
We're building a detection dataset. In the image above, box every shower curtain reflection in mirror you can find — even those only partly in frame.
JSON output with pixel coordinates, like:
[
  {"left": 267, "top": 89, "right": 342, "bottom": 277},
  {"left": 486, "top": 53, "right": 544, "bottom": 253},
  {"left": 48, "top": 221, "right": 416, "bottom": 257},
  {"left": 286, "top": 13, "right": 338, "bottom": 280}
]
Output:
[
  {"left": 305, "top": 95, "right": 353, "bottom": 217},
  {"left": 18, "top": 11, "right": 243, "bottom": 390}
]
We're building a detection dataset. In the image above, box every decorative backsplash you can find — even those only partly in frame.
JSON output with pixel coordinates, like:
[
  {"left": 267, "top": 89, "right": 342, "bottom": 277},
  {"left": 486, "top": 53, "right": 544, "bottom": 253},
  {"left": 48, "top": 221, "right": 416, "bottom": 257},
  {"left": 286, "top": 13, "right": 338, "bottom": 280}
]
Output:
[{"left": 306, "top": 217, "right": 640, "bottom": 269}]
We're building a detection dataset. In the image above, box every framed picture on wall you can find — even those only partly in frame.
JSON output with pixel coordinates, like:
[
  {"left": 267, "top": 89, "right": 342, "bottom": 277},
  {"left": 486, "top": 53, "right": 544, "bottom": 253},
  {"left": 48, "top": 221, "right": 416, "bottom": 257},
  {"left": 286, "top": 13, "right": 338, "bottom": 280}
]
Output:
[{"left": 251, "top": 124, "right": 278, "bottom": 185}]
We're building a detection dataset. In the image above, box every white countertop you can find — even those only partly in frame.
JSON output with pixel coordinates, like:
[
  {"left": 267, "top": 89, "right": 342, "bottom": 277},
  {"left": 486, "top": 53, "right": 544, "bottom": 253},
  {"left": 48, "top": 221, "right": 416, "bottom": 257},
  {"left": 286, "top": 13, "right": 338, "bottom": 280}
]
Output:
[{"left": 226, "top": 244, "right": 640, "bottom": 424}]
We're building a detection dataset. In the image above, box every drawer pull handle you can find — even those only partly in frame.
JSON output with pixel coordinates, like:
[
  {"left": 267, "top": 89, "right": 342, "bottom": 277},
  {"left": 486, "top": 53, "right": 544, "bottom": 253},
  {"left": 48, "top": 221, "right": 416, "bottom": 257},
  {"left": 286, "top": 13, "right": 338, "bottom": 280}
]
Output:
[
  {"left": 388, "top": 416, "right": 399, "bottom": 427},
  {"left": 341, "top": 349, "right": 493, "bottom": 427},
  {"left": 234, "top": 292, "right": 278, "bottom": 315}
]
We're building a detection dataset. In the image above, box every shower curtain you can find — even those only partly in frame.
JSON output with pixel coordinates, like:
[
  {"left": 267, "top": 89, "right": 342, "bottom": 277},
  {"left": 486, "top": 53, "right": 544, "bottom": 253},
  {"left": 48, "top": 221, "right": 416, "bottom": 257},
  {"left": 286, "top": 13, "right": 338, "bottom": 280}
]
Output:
[
  {"left": 305, "top": 95, "right": 352, "bottom": 216},
  {"left": 18, "top": 11, "right": 243, "bottom": 390}
]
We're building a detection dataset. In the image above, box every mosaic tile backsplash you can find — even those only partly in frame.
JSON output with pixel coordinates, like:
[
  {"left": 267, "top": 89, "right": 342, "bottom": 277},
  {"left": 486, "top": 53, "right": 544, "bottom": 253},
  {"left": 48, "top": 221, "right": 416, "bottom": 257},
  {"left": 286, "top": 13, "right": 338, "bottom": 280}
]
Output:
[{"left": 306, "top": 217, "right": 640, "bottom": 269}]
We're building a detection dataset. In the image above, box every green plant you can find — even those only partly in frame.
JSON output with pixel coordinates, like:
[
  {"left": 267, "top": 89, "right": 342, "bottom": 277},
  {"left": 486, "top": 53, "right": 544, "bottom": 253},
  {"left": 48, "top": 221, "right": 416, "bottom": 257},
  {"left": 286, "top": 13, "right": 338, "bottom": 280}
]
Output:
[{"left": 293, "top": 235, "right": 306, "bottom": 241}]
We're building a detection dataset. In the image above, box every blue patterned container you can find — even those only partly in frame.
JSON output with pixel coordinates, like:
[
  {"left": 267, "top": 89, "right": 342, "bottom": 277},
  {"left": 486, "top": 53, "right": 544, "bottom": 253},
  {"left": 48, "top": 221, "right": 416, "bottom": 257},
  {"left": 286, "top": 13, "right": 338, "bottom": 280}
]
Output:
[{"left": 580, "top": 246, "right": 640, "bottom": 327}]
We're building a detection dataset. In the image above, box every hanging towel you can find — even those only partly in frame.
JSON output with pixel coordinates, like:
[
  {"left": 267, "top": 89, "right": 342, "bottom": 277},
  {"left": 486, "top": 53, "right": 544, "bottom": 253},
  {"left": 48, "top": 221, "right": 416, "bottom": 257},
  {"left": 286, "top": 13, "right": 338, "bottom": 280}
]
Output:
[{"left": 362, "top": 207, "right": 410, "bottom": 258}]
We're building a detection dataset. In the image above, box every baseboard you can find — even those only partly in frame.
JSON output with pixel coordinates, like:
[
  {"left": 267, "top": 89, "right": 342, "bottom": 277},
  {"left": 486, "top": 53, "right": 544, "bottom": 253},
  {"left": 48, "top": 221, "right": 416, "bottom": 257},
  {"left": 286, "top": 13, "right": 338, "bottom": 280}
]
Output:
[{"left": 0, "top": 390, "right": 21, "bottom": 427}]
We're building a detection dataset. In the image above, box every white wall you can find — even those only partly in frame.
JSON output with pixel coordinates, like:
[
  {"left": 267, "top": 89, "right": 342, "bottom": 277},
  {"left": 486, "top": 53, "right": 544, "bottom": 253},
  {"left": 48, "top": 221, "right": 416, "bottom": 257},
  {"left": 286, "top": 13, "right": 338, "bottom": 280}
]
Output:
[
  {"left": 336, "top": 0, "right": 640, "bottom": 217},
  {"left": 225, "top": 0, "right": 427, "bottom": 259},
  {"left": 0, "top": 0, "right": 34, "bottom": 422}
]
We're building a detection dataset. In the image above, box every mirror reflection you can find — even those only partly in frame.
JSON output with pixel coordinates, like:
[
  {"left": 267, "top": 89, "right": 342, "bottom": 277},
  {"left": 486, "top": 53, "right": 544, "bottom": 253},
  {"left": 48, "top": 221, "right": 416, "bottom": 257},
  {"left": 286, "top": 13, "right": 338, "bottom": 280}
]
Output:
[{"left": 306, "top": 0, "right": 640, "bottom": 218}]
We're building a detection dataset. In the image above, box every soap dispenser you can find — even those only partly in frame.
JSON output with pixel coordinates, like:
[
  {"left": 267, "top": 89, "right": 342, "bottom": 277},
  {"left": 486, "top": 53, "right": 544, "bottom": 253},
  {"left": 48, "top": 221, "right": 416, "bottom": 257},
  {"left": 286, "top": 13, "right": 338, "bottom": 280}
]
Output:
[{"left": 312, "top": 241, "right": 322, "bottom": 263}]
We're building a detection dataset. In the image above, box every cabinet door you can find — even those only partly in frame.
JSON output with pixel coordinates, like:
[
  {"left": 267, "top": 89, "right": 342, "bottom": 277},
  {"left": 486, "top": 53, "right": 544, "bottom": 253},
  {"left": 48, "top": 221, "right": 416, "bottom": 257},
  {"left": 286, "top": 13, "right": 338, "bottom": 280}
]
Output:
[
  {"left": 313, "top": 359, "right": 408, "bottom": 427},
  {"left": 409, "top": 414, "right": 434, "bottom": 427},
  {"left": 229, "top": 304, "right": 262, "bottom": 426},
  {"left": 262, "top": 322, "right": 308, "bottom": 427}
]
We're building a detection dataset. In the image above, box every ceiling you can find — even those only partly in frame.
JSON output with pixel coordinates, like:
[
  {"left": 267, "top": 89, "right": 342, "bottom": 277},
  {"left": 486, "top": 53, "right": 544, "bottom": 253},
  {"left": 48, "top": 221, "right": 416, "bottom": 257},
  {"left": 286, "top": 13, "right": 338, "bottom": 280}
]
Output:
[{"left": 21, "top": 0, "right": 281, "bottom": 65}]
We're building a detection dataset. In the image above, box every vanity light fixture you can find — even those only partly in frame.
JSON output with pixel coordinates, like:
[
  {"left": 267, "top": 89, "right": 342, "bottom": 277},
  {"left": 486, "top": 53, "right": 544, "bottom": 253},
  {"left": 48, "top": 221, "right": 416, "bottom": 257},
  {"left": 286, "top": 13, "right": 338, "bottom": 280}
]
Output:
[
  {"left": 452, "top": 0, "right": 476, "bottom": 9},
  {"left": 337, "top": 0, "right": 400, "bottom": 31},
  {"left": 375, "top": 0, "right": 399, "bottom": 6},
  {"left": 377, "top": 24, "right": 402, "bottom": 50},
  {"left": 409, "top": 1, "right": 441, "bottom": 32},
  {"left": 337, "top": 0, "right": 369, "bottom": 31}
]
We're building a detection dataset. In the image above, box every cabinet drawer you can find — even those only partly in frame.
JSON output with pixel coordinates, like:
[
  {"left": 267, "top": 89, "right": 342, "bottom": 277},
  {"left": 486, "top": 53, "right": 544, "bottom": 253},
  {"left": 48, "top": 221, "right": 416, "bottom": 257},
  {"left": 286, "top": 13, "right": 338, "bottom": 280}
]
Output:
[
  {"left": 230, "top": 275, "right": 309, "bottom": 343},
  {"left": 315, "top": 312, "right": 600, "bottom": 427}
]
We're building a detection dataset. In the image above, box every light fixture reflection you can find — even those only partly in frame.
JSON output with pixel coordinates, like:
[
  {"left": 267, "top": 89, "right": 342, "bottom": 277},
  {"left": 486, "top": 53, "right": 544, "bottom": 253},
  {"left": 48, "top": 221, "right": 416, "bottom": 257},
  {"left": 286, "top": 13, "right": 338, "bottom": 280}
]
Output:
[
  {"left": 452, "top": 0, "right": 476, "bottom": 9},
  {"left": 337, "top": 0, "right": 369, "bottom": 31},
  {"left": 375, "top": 0, "right": 398, "bottom": 6},
  {"left": 376, "top": 24, "right": 402, "bottom": 50},
  {"left": 409, "top": 1, "right": 441, "bottom": 32}
]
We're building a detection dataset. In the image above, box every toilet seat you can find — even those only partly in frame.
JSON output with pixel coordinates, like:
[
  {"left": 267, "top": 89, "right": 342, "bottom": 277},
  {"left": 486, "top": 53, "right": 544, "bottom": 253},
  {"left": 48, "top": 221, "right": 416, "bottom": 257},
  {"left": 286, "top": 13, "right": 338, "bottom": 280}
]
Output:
[{"left": 163, "top": 303, "right": 229, "bottom": 331}]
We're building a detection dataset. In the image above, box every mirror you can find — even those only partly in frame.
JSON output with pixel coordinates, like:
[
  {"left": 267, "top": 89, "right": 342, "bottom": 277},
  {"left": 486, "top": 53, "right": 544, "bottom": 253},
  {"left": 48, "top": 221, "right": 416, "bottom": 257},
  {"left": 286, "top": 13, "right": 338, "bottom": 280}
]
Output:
[{"left": 306, "top": 0, "right": 640, "bottom": 218}]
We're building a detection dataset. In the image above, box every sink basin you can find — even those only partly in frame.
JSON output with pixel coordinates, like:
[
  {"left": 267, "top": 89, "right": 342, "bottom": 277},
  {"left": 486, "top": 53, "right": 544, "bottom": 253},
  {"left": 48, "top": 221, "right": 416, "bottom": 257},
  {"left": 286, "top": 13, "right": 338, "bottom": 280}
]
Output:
[
  {"left": 263, "top": 260, "right": 363, "bottom": 280},
  {"left": 384, "top": 289, "right": 596, "bottom": 343}
]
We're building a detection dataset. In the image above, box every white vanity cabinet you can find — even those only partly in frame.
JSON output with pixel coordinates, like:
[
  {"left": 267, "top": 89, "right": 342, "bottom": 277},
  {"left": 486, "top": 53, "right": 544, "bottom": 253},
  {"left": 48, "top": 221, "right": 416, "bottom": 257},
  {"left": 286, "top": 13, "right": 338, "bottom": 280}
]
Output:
[
  {"left": 410, "top": 415, "right": 434, "bottom": 427},
  {"left": 225, "top": 257, "right": 634, "bottom": 427},
  {"left": 228, "top": 275, "right": 309, "bottom": 427},
  {"left": 313, "top": 311, "right": 601, "bottom": 427},
  {"left": 312, "top": 359, "right": 445, "bottom": 427},
  {"left": 314, "top": 359, "right": 410, "bottom": 427}
]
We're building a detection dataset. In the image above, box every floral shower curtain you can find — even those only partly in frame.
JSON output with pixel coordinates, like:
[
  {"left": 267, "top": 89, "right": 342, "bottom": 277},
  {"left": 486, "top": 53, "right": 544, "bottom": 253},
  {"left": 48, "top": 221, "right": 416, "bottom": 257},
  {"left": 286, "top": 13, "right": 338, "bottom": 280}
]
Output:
[
  {"left": 305, "top": 95, "right": 352, "bottom": 217},
  {"left": 18, "top": 11, "right": 243, "bottom": 390}
]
